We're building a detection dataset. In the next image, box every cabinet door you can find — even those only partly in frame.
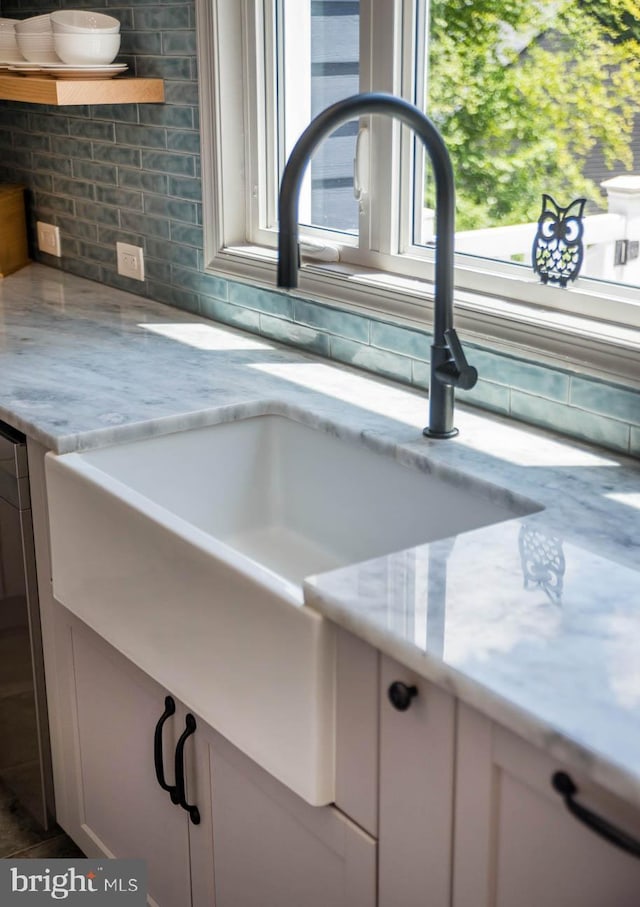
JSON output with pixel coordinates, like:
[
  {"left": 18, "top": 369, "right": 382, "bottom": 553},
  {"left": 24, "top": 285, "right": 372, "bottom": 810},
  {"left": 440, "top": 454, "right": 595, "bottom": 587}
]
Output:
[
  {"left": 57, "top": 612, "right": 194, "bottom": 907},
  {"left": 453, "top": 702, "right": 640, "bottom": 907},
  {"left": 378, "top": 655, "right": 456, "bottom": 907},
  {"left": 202, "top": 726, "right": 376, "bottom": 907}
]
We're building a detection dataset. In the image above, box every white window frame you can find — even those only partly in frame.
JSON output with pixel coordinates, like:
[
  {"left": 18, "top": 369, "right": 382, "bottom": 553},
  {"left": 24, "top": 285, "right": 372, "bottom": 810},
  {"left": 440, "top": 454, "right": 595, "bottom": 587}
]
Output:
[{"left": 196, "top": 0, "right": 640, "bottom": 385}]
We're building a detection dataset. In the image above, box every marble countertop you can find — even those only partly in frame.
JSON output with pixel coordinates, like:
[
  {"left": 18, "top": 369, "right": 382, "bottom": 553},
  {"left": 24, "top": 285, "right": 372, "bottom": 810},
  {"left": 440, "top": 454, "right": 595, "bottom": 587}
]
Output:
[{"left": 2, "top": 264, "right": 639, "bottom": 809}]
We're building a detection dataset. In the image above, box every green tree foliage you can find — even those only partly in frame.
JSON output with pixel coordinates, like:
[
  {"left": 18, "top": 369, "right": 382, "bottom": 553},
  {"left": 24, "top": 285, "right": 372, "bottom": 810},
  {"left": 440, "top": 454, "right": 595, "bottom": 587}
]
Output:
[{"left": 426, "top": 0, "right": 640, "bottom": 229}]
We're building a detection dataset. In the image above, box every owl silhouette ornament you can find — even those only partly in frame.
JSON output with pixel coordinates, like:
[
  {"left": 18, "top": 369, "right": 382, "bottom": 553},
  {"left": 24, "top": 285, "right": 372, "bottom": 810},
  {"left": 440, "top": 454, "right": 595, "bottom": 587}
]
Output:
[{"left": 532, "top": 195, "right": 586, "bottom": 287}]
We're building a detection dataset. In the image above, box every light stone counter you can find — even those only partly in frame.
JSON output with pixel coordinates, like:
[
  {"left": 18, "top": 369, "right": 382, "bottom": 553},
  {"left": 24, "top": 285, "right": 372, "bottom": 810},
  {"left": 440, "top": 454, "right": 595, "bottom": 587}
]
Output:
[{"left": 1, "top": 264, "right": 639, "bottom": 808}]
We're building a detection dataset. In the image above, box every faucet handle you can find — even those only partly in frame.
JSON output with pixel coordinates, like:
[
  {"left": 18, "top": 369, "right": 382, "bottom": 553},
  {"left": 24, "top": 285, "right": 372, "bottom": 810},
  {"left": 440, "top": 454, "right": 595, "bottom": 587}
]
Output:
[{"left": 435, "top": 328, "right": 478, "bottom": 390}]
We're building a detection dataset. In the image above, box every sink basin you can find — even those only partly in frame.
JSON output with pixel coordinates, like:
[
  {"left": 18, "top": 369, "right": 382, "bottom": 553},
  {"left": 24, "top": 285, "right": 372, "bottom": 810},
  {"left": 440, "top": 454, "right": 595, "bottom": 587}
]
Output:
[{"left": 45, "top": 411, "right": 539, "bottom": 804}]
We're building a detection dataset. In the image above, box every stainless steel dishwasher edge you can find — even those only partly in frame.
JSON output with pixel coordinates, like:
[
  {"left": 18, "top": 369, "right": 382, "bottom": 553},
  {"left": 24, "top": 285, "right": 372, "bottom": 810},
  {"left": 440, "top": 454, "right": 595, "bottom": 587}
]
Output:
[{"left": 0, "top": 420, "right": 54, "bottom": 828}]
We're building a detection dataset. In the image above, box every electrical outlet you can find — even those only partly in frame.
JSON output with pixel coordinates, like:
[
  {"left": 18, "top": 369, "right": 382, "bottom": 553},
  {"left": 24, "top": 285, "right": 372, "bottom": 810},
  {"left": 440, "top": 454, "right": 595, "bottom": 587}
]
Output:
[
  {"left": 36, "top": 222, "right": 61, "bottom": 257},
  {"left": 116, "top": 242, "right": 145, "bottom": 281}
]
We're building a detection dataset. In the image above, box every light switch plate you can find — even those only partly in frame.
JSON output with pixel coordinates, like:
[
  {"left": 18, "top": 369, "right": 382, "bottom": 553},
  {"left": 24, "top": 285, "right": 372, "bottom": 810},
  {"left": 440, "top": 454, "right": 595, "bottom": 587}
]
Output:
[
  {"left": 36, "top": 222, "right": 61, "bottom": 257},
  {"left": 116, "top": 242, "right": 145, "bottom": 281}
]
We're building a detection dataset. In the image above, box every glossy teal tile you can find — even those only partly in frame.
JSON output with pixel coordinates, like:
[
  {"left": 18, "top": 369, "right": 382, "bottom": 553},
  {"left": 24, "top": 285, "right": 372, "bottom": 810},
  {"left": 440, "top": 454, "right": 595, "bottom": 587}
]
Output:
[
  {"left": 35, "top": 193, "right": 74, "bottom": 216},
  {"left": 75, "top": 201, "right": 120, "bottom": 226},
  {"left": 460, "top": 378, "right": 511, "bottom": 415},
  {"left": 53, "top": 137, "right": 92, "bottom": 159},
  {"left": 411, "top": 360, "right": 430, "bottom": 390},
  {"left": 168, "top": 176, "right": 202, "bottom": 201},
  {"left": 570, "top": 376, "right": 640, "bottom": 427},
  {"left": 96, "top": 186, "right": 143, "bottom": 210},
  {"left": 89, "top": 105, "right": 139, "bottom": 124},
  {"left": 330, "top": 337, "right": 413, "bottom": 384},
  {"left": 170, "top": 223, "right": 203, "bottom": 247},
  {"left": 167, "top": 132, "right": 201, "bottom": 155},
  {"left": 51, "top": 176, "right": 95, "bottom": 200},
  {"left": 63, "top": 258, "right": 102, "bottom": 283},
  {"left": 115, "top": 124, "right": 167, "bottom": 150},
  {"left": 123, "top": 33, "right": 162, "bottom": 55},
  {"left": 510, "top": 390, "right": 630, "bottom": 453},
  {"left": 97, "top": 227, "right": 144, "bottom": 248},
  {"left": 56, "top": 216, "right": 98, "bottom": 241},
  {"left": 144, "top": 195, "right": 197, "bottom": 223},
  {"left": 148, "top": 281, "right": 201, "bottom": 316},
  {"left": 13, "top": 133, "right": 50, "bottom": 152},
  {"left": 72, "top": 160, "right": 117, "bottom": 186},
  {"left": 140, "top": 106, "right": 194, "bottom": 130},
  {"left": 162, "top": 31, "right": 197, "bottom": 55},
  {"left": 120, "top": 211, "right": 170, "bottom": 238},
  {"left": 172, "top": 266, "right": 228, "bottom": 300},
  {"left": 259, "top": 312, "right": 331, "bottom": 357},
  {"left": 28, "top": 114, "right": 69, "bottom": 137},
  {"left": 228, "top": 283, "right": 294, "bottom": 319},
  {"left": 293, "top": 298, "right": 369, "bottom": 342},
  {"left": 144, "top": 239, "right": 197, "bottom": 270},
  {"left": 144, "top": 257, "right": 172, "bottom": 284},
  {"left": 371, "top": 320, "right": 430, "bottom": 361},
  {"left": 134, "top": 7, "right": 190, "bottom": 29},
  {"left": 145, "top": 57, "right": 193, "bottom": 81},
  {"left": 118, "top": 169, "right": 167, "bottom": 194},
  {"left": 68, "top": 120, "right": 115, "bottom": 142},
  {"left": 32, "top": 154, "right": 71, "bottom": 176},
  {"left": 200, "top": 297, "right": 261, "bottom": 332},
  {"left": 141, "top": 150, "right": 196, "bottom": 177},
  {"left": 470, "top": 347, "right": 569, "bottom": 402},
  {"left": 93, "top": 145, "right": 142, "bottom": 167}
]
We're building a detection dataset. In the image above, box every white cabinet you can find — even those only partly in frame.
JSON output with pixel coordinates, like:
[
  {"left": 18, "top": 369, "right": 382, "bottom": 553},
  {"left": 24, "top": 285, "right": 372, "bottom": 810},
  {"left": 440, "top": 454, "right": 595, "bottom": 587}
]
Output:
[
  {"left": 453, "top": 702, "right": 640, "bottom": 907},
  {"left": 51, "top": 608, "right": 377, "bottom": 907},
  {"left": 51, "top": 610, "right": 214, "bottom": 907},
  {"left": 378, "top": 655, "right": 456, "bottom": 907},
  {"left": 205, "top": 727, "right": 376, "bottom": 907}
]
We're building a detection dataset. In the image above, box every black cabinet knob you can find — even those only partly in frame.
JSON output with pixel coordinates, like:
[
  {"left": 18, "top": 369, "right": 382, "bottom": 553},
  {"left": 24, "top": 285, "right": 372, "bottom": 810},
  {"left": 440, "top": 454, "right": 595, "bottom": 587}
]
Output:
[{"left": 388, "top": 681, "right": 418, "bottom": 711}]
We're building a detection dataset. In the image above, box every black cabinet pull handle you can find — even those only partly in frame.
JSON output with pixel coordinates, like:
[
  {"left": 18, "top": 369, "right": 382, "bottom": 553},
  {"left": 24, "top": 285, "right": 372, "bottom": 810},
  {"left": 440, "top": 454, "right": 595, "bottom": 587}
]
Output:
[
  {"left": 552, "top": 771, "right": 640, "bottom": 859},
  {"left": 154, "top": 696, "right": 178, "bottom": 803},
  {"left": 388, "top": 681, "right": 418, "bottom": 712},
  {"left": 175, "top": 714, "right": 200, "bottom": 825}
]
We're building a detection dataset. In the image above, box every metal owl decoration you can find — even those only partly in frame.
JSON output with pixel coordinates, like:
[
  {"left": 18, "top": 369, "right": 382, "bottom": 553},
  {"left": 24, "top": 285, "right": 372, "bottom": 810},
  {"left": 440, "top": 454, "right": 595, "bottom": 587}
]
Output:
[{"left": 532, "top": 195, "right": 586, "bottom": 287}]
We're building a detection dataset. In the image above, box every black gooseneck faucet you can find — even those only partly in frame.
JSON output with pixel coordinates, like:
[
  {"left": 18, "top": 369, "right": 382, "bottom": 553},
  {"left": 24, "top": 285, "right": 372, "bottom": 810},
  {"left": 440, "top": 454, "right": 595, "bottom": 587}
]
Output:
[{"left": 277, "top": 92, "right": 478, "bottom": 438}]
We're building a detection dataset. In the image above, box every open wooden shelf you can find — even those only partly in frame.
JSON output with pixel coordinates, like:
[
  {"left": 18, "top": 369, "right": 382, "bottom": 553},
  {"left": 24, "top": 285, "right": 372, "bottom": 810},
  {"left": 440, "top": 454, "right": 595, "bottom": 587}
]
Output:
[{"left": 0, "top": 74, "right": 164, "bottom": 105}]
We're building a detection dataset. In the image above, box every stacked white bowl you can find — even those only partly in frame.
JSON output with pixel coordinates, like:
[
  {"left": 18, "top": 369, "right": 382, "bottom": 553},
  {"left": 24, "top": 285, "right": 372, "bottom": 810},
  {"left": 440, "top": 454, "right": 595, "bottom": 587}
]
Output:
[
  {"left": 15, "top": 13, "right": 59, "bottom": 64},
  {"left": 0, "top": 18, "right": 24, "bottom": 62},
  {"left": 51, "top": 11, "right": 121, "bottom": 65}
]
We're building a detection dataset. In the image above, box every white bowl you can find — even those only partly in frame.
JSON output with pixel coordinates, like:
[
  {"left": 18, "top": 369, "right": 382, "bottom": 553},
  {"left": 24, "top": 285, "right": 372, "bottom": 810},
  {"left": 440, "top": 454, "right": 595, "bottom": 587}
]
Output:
[
  {"left": 53, "top": 32, "right": 120, "bottom": 65},
  {"left": 14, "top": 14, "right": 52, "bottom": 34},
  {"left": 0, "top": 20, "right": 23, "bottom": 60},
  {"left": 50, "top": 11, "right": 120, "bottom": 34},
  {"left": 16, "top": 32, "right": 59, "bottom": 64}
]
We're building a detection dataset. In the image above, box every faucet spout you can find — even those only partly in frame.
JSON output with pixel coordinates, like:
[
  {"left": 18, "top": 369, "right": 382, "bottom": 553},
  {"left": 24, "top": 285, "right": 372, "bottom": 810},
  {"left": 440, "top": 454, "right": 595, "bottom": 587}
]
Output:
[{"left": 277, "top": 92, "right": 477, "bottom": 438}]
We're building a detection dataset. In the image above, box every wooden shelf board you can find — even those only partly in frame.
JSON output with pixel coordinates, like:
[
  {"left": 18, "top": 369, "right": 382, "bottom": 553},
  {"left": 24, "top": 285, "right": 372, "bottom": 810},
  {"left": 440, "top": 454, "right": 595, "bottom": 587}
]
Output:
[{"left": 0, "top": 75, "right": 164, "bottom": 106}]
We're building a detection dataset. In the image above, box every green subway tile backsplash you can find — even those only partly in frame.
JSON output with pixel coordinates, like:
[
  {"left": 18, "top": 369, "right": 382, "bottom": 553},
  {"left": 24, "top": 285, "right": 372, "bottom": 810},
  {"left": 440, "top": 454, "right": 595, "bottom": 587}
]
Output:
[
  {"left": 570, "top": 376, "right": 640, "bottom": 426},
  {"left": 0, "top": 0, "right": 636, "bottom": 458},
  {"left": 510, "top": 391, "right": 631, "bottom": 453}
]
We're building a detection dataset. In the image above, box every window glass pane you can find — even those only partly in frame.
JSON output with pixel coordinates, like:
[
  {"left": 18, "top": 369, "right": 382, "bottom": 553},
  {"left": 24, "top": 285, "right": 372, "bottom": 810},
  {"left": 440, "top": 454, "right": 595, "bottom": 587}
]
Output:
[
  {"left": 416, "top": 0, "right": 640, "bottom": 289},
  {"left": 277, "top": 0, "right": 360, "bottom": 234}
]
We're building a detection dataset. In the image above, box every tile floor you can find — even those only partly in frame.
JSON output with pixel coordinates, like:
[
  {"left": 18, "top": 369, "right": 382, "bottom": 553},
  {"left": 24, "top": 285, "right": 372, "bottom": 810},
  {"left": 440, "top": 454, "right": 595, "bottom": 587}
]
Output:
[{"left": 0, "top": 778, "right": 83, "bottom": 861}]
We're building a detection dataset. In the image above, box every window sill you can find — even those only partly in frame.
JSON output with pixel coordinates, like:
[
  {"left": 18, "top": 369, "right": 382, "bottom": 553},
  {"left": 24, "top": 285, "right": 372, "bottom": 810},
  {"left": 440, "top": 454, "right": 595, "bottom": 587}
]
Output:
[{"left": 205, "top": 244, "right": 640, "bottom": 389}]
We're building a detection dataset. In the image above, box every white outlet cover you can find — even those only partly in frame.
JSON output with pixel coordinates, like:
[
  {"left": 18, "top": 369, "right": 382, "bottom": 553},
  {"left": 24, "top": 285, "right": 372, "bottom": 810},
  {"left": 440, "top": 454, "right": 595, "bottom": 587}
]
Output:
[
  {"left": 116, "top": 242, "right": 145, "bottom": 281},
  {"left": 36, "top": 222, "right": 61, "bottom": 257}
]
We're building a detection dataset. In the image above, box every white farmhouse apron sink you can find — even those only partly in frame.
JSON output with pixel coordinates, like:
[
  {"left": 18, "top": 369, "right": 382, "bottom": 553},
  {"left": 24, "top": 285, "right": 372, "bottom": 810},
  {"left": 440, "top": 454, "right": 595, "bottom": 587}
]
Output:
[{"left": 45, "top": 411, "right": 537, "bottom": 805}]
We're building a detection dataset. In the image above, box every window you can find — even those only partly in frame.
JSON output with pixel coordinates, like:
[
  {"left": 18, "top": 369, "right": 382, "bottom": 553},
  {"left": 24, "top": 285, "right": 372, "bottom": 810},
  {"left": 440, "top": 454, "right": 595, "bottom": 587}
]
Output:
[{"left": 197, "top": 0, "right": 640, "bottom": 380}]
